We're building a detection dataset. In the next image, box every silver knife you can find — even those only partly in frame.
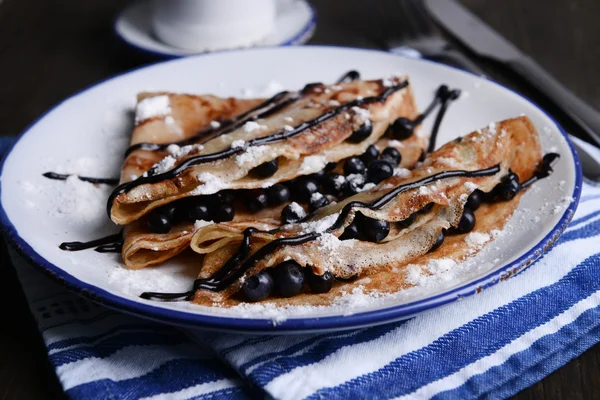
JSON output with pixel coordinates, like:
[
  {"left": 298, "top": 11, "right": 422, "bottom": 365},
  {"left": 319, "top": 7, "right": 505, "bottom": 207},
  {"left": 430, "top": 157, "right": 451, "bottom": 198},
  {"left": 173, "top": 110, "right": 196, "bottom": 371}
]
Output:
[
  {"left": 425, "top": 0, "right": 600, "bottom": 147},
  {"left": 425, "top": 0, "right": 600, "bottom": 181}
]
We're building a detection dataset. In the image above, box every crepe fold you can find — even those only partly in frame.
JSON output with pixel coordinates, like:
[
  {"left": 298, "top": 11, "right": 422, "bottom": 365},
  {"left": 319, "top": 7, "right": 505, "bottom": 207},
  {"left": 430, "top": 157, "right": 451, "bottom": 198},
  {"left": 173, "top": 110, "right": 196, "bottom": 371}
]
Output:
[
  {"left": 122, "top": 92, "right": 265, "bottom": 185},
  {"left": 110, "top": 77, "right": 421, "bottom": 225},
  {"left": 190, "top": 116, "right": 542, "bottom": 302}
]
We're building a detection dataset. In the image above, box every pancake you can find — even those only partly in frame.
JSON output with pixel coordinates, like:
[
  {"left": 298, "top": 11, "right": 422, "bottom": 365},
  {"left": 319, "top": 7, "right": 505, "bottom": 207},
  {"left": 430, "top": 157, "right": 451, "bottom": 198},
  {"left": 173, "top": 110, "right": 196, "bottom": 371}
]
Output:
[
  {"left": 187, "top": 116, "right": 543, "bottom": 303},
  {"left": 120, "top": 76, "right": 427, "bottom": 269},
  {"left": 109, "top": 76, "right": 421, "bottom": 225}
]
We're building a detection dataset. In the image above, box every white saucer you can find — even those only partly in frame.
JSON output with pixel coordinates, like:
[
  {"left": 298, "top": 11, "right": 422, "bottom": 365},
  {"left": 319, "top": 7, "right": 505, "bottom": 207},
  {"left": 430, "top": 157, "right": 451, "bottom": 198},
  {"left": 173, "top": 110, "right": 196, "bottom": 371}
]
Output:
[{"left": 114, "top": 0, "right": 316, "bottom": 58}]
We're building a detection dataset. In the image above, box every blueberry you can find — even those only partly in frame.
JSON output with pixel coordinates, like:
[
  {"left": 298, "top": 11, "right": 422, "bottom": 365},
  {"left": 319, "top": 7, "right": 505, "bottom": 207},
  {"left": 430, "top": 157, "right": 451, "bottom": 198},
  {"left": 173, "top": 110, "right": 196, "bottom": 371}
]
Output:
[
  {"left": 309, "top": 192, "right": 330, "bottom": 212},
  {"left": 367, "top": 160, "right": 393, "bottom": 184},
  {"left": 495, "top": 171, "right": 521, "bottom": 201},
  {"left": 358, "top": 213, "right": 390, "bottom": 243},
  {"left": 306, "top": 270, "right": 334, "bottom": 294},
  {"left": 246, "top": 189, "right": 268, "bottom": 213},
  {"left": 344, "top": 157, "right": 366, "bottom": 175},
  {"left": 388, "top": 117, "right": 415, "bottom": 140},
  {"left": 398, "top": 213, "right": 416, "bottom": 228},
  {"left": 281, "top": 203, "right": 306, "bottom": 224},
  {"left": 240, "top": 271, "right": 274, "bottom": 302},
  {"left": 310, "top": 169, "right": 328, "bottom": 183},
  {"left": 360, "top": 145, "right": 380, "bottom": 166},
  {"left": 380, "top": 147, "right": 402, "bottom": 166},
  {"left": 339, "top": 221, "right": 359, "bottom": 240},
  {"left": 147, "top": 209, "right": 171, "bottom": 233},
  {"left": 323, "top": 173, "right": 347, "bottom": 196},
  {"left": 214, "top": 204, "right": 235, "bottom": 222},
  {"left": 429, "top": 231, "right": 445, "bottom": 252},
  {"left": 267, "top": 183, "right": 290, "bottom": 206},
  {"left": 347, "top": 120, "right": 373, "bottom": 143},
  {"left": 186, "top": 201, "right": 210, "bottom": 221},
  {"left": 454, "top": 208, "right": 476, "bottom": 234},
  {"left": 252, "top": 158, "right": 279, "bottom": 178},
  {"left": 273, "top": 261, "right": 305, "bottom": 297},
  {"left": 325, "top": 162, "right": 338, "bottom": 172},
  {"left": 345, "top": 174, "right": 366, "bottom": 196},
  {"left": 215, "top": 191, "right": 235, "bottom": 205},
  {"left": 465, "top": 189, "right": 484, "bottom": 211},
  {"left": 293, "top": 178, "right": 319, "bottom": 202}
]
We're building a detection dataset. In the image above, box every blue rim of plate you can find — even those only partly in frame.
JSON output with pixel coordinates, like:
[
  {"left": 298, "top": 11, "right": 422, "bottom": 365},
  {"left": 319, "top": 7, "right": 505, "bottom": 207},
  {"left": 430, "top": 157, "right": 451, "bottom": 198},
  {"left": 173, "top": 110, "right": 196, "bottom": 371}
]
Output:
[
  {"left": 0, "top": 46, "right": 583, "bottom": 333},
  {"left": 113, "top": 0, "right": 318, "bottom": 59}
]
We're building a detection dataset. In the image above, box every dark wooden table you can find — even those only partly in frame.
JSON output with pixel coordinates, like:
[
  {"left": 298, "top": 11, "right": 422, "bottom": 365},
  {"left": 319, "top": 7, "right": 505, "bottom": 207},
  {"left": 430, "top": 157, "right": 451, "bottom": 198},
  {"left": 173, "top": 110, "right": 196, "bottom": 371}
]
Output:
[{"left": 1, "top": 0, "right": 599, "bottom": 398}]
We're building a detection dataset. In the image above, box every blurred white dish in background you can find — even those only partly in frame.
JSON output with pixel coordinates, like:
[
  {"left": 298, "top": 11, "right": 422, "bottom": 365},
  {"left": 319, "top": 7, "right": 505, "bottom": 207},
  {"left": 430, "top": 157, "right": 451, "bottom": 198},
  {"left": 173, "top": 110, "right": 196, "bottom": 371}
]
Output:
[
  {"left": 114, "top": 0, "right": 316, "bottom": 57},
  {"left": 152, "top": 0, "right": 276, "bottom": 51}
]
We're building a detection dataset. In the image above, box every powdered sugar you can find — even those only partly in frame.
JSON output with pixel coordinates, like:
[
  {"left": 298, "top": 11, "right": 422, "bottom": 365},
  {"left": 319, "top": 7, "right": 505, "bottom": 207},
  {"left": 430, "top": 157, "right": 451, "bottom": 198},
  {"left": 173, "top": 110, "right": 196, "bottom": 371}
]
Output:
[
  {"left": 310, "top": 192, "right": 324, "bottom": 202},
  {"left": 360, "top": 183, "right": 376, "bottom": 192},
  {"left": 166, "top": 144, "right": 203, "bottom": 158},
  {"left": 235, "top": 146, "right": 274, "bottom": 166},
  {"left": 299, "top": 155, "right": 327, "bottom": 174},
  {"left": 464, "top": 182, "right": 478, "bottom": 190},
  {"left": 299, "top": 213, "right": 340, "bottom": 234},
  {"left": 288, "top": 202, "right": 306, "bottom": 219},
  {"left": 393, "top": 168, "right": 411, "bottom": 178},
  {"left": 194, "top": 220, "right": 214, "bottom": 230},
  {"left": 152, "top": 156, "right": 176, "bottom": 174},
  {"left": 243, "top": 121, "right": 265, "bottom": 133},
  {"left": 210, "top": 120, "right": 221, "bottom": 129},
  {"left": 438, "top": 157, "right": 459, "bottom": 167},
  {"left": 465, "top": 232, "right": 491, "bottom": 249},
  {"left": 135, "top": 95, "right": 171, "bottom": 123},
  {"left": 192, "top": 173, "right": 227, "bottom": 195},
  {"left": 346, "top": 173, "right": 365, "bottom": 187},
  {"left": 231, "top": 139, "right": 246, "bottom": 149}
]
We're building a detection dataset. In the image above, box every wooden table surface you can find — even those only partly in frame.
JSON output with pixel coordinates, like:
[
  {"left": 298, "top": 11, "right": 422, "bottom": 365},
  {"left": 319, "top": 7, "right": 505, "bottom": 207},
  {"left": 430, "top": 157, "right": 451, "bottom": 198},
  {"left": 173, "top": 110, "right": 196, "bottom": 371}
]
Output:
[{"left": 1, "top": 0, "right": 599, "bottom": 398}]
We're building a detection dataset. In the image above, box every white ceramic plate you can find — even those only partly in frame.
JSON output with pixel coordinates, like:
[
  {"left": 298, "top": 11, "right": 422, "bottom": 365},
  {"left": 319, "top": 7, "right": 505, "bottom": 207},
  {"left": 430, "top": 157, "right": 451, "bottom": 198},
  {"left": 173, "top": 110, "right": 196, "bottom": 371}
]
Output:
[
  {"left": 114, "top": 0, "right": 316, "bottom": 58},
  {"left": 0, "top": 47, "right": 581, "bottom": 333}
]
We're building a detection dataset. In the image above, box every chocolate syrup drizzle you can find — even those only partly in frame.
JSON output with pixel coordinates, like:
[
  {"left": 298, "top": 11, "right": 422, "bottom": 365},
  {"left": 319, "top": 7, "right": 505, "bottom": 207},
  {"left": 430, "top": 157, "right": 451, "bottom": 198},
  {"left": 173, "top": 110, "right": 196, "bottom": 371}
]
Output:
[
  {"left": 140, "top": 164, "right": 504, "bottom": 300},
  {"left": 60, "top": 231, "right": 123, "bottom": 253},
  {"left": 124, "top": 70, "right": 362, "bottom": 158},
  {"left": 140, "top": 150, "right": 561, "bottom": 302},
  {"left": 42, "top": 172, "right": 119, "bottom": 185},
  {"left": 124, "top": 90, "right": 292, "bottom": 156},
  {"left": 107, "top": 80, "right": 410, "bottom": 216},
  {"left": 427, "top": 88, "right": 461, "bottom": 153},
  {"left": 521, "top": 153, "right": 560, "bottom": 188},
  {"left": 50, "top": 70, "right": 560, "bottom": 302},
  {"left": 336, "top": 70, "right": 360, "bottom": 83}
]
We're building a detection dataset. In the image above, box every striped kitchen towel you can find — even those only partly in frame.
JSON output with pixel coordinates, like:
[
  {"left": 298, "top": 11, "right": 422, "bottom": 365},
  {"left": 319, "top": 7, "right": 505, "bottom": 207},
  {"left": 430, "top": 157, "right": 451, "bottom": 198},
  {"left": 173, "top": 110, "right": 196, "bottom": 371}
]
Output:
[{"left": 5, "top": 135, "right": 600, "bottom": 399}]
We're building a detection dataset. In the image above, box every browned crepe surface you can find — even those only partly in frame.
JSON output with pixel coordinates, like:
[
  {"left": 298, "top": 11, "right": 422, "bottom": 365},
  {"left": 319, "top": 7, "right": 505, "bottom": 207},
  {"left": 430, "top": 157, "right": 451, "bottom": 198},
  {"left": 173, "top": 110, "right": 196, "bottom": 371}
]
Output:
[
  {"left": 192, "top": 198, "right": 520, "bottom": 308},
  {"left": 111, "top": 77, "right": 420, "bottom": 225},
  {"left": 190, "top": 116, "right": 542, "bottom": 303},
  {"left": 121, "top": 79, "right": 424, "bottom": 269}
]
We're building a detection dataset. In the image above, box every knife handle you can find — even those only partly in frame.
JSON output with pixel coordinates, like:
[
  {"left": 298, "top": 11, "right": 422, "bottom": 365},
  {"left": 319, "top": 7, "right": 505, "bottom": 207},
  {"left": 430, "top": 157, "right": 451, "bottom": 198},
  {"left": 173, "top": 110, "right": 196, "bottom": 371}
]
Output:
[{"left": 508, "top": 56, "right": 600, "bottom": 146}]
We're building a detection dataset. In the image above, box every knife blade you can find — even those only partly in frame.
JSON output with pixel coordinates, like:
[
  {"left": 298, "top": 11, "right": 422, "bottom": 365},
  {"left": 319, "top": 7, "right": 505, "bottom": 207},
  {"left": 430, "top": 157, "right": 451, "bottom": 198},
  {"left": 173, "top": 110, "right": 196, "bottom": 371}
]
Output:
[{"left": 424, "top": 0, "right": 600, "bottom": 147}]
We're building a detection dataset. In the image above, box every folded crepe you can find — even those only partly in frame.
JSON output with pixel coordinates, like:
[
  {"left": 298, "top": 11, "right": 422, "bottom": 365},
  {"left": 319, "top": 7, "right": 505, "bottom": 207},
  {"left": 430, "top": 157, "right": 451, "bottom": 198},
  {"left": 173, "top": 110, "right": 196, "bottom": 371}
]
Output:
[
  {"left": 109, "top": 76, "right": 422, "bottom": 225},
  {"left": 188, "top": 116, "right": 543, "bottom": 303},
  {"left": 123, "top": 92, "right": 267, "bottom": 183},
  {"left": 120, "top": 76, "right": 427, "bottom": 269},
  {"left": 119, "top": 92, "right": 269, "bottom": 268}
]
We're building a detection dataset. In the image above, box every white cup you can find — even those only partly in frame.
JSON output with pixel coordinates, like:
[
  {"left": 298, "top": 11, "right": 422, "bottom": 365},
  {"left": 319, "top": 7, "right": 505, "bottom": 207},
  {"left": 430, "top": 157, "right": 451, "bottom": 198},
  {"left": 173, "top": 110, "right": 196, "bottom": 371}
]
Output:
[{"left": 152, "top": 0, "right": 276, "bottom": 51}]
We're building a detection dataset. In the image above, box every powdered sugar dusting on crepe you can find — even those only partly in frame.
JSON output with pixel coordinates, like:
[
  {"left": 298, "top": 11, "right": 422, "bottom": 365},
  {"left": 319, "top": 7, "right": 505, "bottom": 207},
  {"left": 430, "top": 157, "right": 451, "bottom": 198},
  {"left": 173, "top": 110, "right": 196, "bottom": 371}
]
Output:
[
  {"left": 192, "top": 173, "right": 228, "bottom": 195},
  {"left": 135, "top": 95, "right": 171, "bottom": 123}
]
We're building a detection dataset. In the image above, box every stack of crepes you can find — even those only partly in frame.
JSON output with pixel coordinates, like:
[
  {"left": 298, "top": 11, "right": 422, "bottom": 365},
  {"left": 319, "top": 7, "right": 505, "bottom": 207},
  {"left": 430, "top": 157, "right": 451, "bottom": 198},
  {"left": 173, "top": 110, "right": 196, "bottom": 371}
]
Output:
[{"left": 107, "top": 74, "right": 544, "bottom": 306}]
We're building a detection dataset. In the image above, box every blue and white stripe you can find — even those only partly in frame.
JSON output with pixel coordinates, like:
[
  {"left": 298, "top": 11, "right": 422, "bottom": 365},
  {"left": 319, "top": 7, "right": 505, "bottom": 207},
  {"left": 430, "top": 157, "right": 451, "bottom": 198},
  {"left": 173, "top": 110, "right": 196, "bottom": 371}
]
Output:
[{"left": 7, "top": 136, "right": 600, "bottom": 399}]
